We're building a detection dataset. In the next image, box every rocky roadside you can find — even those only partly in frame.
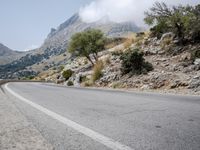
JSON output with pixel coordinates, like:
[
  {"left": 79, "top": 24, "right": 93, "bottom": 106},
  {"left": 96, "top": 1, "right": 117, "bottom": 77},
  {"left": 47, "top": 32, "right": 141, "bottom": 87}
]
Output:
[
  {"left": 0, "top": 89, "right": 53, "bottom": 150},
  {"left": 36, "top": 33, "right": 200, "bottom": 96}
]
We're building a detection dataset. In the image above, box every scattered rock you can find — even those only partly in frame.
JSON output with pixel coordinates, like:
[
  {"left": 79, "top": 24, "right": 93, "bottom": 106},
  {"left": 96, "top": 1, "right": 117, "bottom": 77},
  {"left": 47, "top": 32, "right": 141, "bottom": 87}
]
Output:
[
  {"left": 170, "top": 80, "right": 188, "bottom": 89},
  {"left": 189, "top": 75, "right": 200, "bottom": 90},
  {"left": 194, "top": 59, "right": 200, "bottom": 65}
]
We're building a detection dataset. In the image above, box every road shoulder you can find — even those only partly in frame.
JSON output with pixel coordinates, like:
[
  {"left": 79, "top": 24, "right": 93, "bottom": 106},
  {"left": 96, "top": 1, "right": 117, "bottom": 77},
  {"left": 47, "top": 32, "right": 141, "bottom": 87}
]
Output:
[{"left": 0, "top": 89, "right": 53, "bottom": 150}]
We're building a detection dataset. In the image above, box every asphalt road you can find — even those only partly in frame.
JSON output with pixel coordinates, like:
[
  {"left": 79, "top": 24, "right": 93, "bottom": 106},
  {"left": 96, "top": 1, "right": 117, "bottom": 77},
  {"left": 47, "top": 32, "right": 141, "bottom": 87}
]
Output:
[{"left": 3, "top": 82, "right": 200, "bottom": 150}]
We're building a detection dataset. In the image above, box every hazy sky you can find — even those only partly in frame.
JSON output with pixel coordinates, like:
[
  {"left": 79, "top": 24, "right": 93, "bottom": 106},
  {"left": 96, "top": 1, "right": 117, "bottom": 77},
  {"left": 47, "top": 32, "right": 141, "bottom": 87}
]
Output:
[
  {"left": 0, "top": 0, "right": 92, "bottom": 51},
  {"left": 0, "top": 0, "right": 199, "bottom": 51}
]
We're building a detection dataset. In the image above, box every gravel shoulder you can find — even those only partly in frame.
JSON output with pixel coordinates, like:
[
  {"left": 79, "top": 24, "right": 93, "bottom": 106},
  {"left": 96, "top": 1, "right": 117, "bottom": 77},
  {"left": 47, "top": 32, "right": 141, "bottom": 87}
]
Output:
[{"left": 0, "top": 89, "right": 53, "bottom": 150}]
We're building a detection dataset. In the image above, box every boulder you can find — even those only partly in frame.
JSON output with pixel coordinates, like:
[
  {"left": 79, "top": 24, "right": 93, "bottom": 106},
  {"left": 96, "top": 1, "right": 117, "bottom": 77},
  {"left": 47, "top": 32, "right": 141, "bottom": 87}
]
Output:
[
  {"left": 160, "top": 32, "right": 175, "bottom": 42},
  {"left": 194, "top": 59, "right": 200, "bottom": 65},
  {"left": 188, "top": 75, "right": 200, "bottom": 90}
]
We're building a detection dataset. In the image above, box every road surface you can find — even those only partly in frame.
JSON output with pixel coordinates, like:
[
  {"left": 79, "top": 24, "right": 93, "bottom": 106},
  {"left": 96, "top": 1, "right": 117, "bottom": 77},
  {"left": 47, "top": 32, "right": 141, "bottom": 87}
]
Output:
[{"left": 2, "top": 82, "right": 200, "bottom": 150}]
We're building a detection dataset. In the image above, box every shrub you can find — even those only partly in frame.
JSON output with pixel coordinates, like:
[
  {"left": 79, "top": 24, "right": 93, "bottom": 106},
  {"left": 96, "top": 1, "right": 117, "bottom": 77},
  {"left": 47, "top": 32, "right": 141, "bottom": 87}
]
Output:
[
  {"left": 111, "top": 50, "right": 123, "bottom": 56},
  {"left": 62, "top": 69, "right": 73, "bottom": 80},
  {"left": 84, "top": 81, "right": 93, "bottom": 87},
  {"left": 92, "top": 60, "right": 104, "bottom": 82},
  {"left": 161, "top": 37, "right": 173, "bottom": 49},
  {"left": 84, "top": 59, "right": 88, "bottom": 65},
  {"left": 120, "top": 49, "right": 153, "bottom": 75},
  {"left": 104, "top": 56, "right": 111, "bottom": 65},
  {"left": 59, "top": 66, "right": 64, "bottom": 71},
  {"left": 112, "top": 82, "right": 121, "bottom": 89},
  {"left": 28, "top": 76, "right": 35, "bottom": 80},
  {"left": 80, "top": 76, "right": 88, "bottom": 83},
  {"left": 67, "top": 81, "right": 74, "bottom": 86},
  {"left": 191, "top": 49, "right": 200, "bottom": 60}
]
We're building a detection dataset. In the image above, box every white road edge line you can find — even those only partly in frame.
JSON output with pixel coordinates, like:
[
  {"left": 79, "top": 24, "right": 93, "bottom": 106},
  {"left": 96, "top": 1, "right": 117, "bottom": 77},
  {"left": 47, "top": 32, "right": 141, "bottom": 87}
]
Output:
[{"left": 5, "top": 83, "right": 134, "bottom": 150}]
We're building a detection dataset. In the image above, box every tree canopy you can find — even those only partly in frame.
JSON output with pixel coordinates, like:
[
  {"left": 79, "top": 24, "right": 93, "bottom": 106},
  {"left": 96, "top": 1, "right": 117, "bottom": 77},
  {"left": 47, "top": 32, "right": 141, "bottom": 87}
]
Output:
[
  {"left": 68, "top": 29, "right": 105, "bottom": 65},
  {"left": 144, "top": 2, "right": 200, "bottom": 44}
]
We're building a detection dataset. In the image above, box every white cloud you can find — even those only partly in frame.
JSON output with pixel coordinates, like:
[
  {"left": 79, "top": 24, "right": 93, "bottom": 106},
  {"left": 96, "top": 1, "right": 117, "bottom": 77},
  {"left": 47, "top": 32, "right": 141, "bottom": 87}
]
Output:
[{"left": 79, "top": 0, "right": 199, "bottom": 26}]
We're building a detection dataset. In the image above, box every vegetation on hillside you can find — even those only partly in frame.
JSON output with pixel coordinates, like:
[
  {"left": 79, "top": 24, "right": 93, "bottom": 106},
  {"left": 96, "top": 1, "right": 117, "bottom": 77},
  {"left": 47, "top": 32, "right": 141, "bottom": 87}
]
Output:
[
  {"left": 68, "top": 29, "right": 106, "bottom": 66},
  {"left": 120, "top": 49, "right": 153, "bottom": 75},
  {"left": 144, "top": 2, "right": 200, "bottom": 44},
  {"left": 62, "top": 69, "right": 73, "bottom": 80},
  {"left": 92, "top": 60, "right": 104, "bottom": 82}
]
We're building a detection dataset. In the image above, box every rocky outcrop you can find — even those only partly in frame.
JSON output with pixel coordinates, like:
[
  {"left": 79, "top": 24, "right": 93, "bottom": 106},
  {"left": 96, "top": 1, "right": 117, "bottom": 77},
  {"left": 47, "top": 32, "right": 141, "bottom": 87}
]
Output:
[
  {"left": 41, "top": 34, "right": 200, "bottom": 95},
  {"left": 189, "top": 75, "right": 200, "bottom": 91}
]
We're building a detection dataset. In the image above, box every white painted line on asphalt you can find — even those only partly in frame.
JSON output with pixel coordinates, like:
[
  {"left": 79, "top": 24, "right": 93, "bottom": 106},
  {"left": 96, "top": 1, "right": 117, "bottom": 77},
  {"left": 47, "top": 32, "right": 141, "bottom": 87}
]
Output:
[{"left": 5, "top": 83, "right": 134, "bottom": 150}]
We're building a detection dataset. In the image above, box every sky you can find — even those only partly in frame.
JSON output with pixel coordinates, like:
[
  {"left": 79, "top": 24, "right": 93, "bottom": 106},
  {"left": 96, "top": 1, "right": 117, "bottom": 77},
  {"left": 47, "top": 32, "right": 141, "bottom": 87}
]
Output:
[
  {"left": 0, "top": 0, "right": 92, "bottom": 51},
  {"left": 0, "top": 0, "right": 199, "bottom": 51}
]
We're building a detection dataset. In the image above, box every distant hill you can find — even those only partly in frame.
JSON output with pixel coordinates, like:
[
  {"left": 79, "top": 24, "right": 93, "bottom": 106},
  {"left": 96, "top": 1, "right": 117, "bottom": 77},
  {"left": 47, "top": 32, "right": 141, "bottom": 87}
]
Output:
[
  {"left": 0, "top": 43, "right": 25, "bottom": 65},
  {"left": 0, "top": 43, "right": 19, "bottom": 56}
]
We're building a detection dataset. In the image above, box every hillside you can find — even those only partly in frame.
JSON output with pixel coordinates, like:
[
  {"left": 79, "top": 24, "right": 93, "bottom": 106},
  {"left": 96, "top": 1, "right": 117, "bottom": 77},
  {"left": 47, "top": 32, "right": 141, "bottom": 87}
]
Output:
[
  {"left": 0, "top": 43, "right": 25, "bottom": 65},
  {"left": 0, "top": 14, "right": 142, "bottom": 79},
  {"left": 35, "top": 2, "right": 200, "bottom": 96},
  {"left": 37, "top": 32, "right": 200, "bottom": 95}
]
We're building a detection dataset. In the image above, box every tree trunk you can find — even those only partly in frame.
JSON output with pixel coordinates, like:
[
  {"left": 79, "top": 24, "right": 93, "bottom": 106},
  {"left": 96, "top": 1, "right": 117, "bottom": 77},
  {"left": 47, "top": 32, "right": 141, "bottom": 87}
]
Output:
[
  {"left": 175, "top": 23, "right": 185, "bottom": 45},
  {"left": 93, "top": 53, "right": 98, "bottom": 62},
  {"left": 86, "top": 56, "right": 94, "bottom": 66}
]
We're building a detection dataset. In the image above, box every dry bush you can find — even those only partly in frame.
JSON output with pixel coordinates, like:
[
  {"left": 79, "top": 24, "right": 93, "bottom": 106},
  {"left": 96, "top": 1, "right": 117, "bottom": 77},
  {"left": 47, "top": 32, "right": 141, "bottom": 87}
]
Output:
[
  {"left": 84, "top": 81, "right": 93, "bottom": 87},
  {"left": 123, "top": 38, "right": 134, "bottom": 49},
  {"left": 92, "top": 60, "right": 104, "bottom": 82},
  {"left": 104, "top": 56, "right": 111, "bottom": 65},
  {"left": 105, "top": 37, "right": 126, "bottom": 49},
  {"left": 112, "top": 82, "right": 121, "bottom": 89},
  {"left": 161, "top": 37, "right": 173, "bottom": 49}
]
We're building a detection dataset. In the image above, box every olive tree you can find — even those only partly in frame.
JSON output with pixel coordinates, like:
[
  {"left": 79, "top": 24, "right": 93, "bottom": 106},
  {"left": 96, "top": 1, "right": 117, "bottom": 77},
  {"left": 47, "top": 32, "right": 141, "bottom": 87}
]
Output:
[
  {"left": 144, "top": 2, "right": 197, "bottom": 44},
  {"left": 68, "top": 29, "right": 105, "bottom": 66}
]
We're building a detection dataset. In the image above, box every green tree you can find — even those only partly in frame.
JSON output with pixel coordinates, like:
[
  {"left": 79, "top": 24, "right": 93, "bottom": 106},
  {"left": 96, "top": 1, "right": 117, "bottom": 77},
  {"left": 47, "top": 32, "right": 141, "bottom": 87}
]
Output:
[
  {"left": 68, "top": 29, "right": 105, "bottom": 66},
  {"left": 144, "top": 2, "right": 197, "bottom": 44},
  {"left": 190, "top": 4, "right": 200, "bottom": 42}
]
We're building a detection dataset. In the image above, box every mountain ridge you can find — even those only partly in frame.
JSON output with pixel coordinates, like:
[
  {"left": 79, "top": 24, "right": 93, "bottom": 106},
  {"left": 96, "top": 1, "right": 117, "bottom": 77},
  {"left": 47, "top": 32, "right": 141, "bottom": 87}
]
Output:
[
  {"left": 0, "top": 43, "right": 21, "bottom": 56},
  {"left": 42, "top": 13, "right": 141, "bottom": 50},
  {"left": 0, "top": 43, "right": 26, "bottom": 65}
]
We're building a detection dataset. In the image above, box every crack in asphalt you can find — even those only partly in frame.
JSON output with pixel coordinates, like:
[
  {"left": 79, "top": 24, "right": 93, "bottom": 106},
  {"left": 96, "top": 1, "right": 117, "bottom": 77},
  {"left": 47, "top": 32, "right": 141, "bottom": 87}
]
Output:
[{"left": 121, "top": 109, "right": 167, "bottom": 116}]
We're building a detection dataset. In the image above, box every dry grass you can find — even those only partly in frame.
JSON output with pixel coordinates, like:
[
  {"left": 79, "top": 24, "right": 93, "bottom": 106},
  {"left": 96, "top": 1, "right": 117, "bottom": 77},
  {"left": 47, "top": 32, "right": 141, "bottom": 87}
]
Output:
[
  {"left": 84, "top": 81, "right": 93, "bottom": 87},
  {"left": 92, "top": 60, "right": 104, "bottom": 83},
  {"left": 123, "top": 38, "right": 134, "bottom": 49},
  {"left": 161, "top": 37, "right": 173, "bottom": 49},
  {"left": 104, "top": 56, "right": 111, "bottom": 65},
  {"left": 112, "top": 82, "right": 122, "bottom": 89}
]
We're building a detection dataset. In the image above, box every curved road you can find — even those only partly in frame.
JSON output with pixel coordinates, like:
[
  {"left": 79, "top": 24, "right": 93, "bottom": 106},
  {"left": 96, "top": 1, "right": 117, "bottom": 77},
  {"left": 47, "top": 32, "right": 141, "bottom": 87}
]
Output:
[{"left": 3, "top": 82, "right": 200, "bottom": 150}]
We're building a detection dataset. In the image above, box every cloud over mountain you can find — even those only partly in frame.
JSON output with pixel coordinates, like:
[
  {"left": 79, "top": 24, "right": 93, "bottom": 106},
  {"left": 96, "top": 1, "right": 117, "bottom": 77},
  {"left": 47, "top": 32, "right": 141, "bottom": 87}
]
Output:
[{"left": 79, "top": 0, "right": 199, "bottom": 26}]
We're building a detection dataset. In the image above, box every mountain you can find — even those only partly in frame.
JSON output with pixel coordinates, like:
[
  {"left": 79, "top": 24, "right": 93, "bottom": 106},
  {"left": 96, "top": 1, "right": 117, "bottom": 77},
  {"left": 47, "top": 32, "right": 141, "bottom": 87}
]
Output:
[
  {"left": 41, "top": 13, "right": 141, "bottom": 53},
  {"left": 0, "top": 13, "right": 142, "bottom": 79},
  {"left": 0, "top": 43, "right": 19, "bottom": 56},
  {"left": 0, "top": 43, "right": 25, "bottom": 65}
]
